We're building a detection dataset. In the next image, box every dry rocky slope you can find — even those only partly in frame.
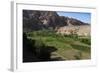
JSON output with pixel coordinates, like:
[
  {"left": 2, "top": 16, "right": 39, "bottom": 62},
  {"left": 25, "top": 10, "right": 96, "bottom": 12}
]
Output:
[{"left": 23, "top": 10, "right": 90, "bottom": 36}]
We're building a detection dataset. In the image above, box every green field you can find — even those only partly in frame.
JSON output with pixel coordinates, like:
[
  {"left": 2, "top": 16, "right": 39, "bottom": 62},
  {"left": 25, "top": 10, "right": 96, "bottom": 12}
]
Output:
[{"left": 26, "top": 30, "right": 91, "bottom": 60}]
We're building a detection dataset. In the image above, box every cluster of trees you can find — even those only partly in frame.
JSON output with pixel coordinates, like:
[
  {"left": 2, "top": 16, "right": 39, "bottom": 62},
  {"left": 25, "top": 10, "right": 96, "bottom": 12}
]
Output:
[{"left": 78, "top": 38, "right": 91, "bottom": 45}]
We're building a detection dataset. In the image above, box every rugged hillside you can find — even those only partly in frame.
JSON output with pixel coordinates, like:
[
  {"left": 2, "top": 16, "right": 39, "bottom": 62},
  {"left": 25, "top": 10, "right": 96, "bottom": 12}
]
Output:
[{"left": 23, "top": 10, "right": 90, "bottom": 32}]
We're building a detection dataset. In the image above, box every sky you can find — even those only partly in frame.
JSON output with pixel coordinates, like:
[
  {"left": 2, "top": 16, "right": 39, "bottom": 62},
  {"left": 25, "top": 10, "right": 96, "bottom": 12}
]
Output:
[{"left": 57, "top": 11, "right": 91, "bottom": 24}]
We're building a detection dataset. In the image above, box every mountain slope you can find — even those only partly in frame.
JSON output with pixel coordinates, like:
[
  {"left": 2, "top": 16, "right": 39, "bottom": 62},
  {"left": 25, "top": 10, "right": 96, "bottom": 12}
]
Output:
[{"left": 23, "top": 10, "right": 90, "bottom": 32}]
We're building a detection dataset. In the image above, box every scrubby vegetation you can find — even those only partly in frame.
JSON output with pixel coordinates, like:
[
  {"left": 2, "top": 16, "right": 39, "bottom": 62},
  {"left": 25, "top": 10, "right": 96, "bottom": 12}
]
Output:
[{"left": 78, "top": 38, "right": 91, "bottom": 45}]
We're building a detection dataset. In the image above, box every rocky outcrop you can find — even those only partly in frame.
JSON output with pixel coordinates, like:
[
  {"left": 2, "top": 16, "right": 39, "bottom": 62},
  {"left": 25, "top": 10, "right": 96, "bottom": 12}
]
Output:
[{"left": 23, "top": 10, "right": 90, "bottom": 33}]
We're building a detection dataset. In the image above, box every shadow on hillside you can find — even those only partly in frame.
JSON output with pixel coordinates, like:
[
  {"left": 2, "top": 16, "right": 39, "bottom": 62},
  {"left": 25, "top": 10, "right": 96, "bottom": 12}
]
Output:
[{"left": 23, "top": 33, "right": 64, "bottom": 62}]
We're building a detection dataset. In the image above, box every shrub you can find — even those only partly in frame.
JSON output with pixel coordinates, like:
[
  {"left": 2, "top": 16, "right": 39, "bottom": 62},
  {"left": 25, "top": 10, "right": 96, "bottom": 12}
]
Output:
[
  {"left": 64, "top": 34, "right": 78, "bottom": 40},
  {"left": 79, "top": 38, "right": 91, "bottom": 45}
]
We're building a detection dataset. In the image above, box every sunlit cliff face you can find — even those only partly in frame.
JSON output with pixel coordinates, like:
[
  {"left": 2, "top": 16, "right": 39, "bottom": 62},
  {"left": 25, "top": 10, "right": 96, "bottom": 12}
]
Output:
[{"left": 56, "top": 25, "right": 90, "bottom": 36}]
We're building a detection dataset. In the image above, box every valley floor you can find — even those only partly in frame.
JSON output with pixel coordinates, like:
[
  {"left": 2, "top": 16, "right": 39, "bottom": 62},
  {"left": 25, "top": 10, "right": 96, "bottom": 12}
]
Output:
[{"left": 23, "top": 30, "right": 91, "bottom": 62}]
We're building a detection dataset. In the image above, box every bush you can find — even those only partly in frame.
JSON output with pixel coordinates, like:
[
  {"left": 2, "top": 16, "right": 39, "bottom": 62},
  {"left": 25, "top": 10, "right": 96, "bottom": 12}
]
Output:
[
  {"left": 64, "top": 34, "right": 78, "bottom": 40},
  {"left": 79, "top": 38, "right": 91, "bottom": 45}
]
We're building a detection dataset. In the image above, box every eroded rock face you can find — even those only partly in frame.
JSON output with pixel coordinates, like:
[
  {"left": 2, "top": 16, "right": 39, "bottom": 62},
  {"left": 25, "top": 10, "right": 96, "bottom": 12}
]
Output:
[
  {"left": 23, "top": 10, "right": 90, "bottom": 35},
  {"left": 23, "top": 10, "right": 62, "bottom": 31}
]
